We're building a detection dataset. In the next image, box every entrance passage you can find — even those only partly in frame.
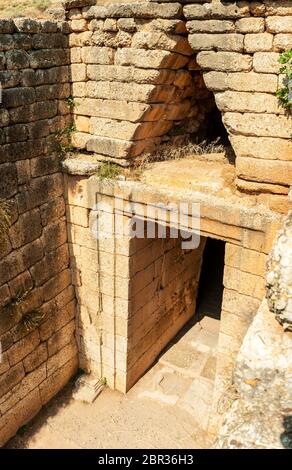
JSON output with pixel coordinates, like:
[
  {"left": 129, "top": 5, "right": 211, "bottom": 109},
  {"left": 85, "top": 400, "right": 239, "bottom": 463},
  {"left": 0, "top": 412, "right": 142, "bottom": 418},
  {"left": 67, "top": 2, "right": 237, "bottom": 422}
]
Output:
[
  {"left": 124, "top": 237, "right": 226, "bottom": 433},
  {"left": 196, "top": 238, "right": 225, "bottom": 321}
]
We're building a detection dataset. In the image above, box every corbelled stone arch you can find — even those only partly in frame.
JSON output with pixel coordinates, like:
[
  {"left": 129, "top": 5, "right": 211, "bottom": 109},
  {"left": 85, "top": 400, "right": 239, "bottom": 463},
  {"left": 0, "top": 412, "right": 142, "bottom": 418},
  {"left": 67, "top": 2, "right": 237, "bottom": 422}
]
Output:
[
  {"left": 64, "top": 0, "right": 219, "bottom": 169},
  {"left": 184, "top": 0, "right": 292, "bottom": 209}
]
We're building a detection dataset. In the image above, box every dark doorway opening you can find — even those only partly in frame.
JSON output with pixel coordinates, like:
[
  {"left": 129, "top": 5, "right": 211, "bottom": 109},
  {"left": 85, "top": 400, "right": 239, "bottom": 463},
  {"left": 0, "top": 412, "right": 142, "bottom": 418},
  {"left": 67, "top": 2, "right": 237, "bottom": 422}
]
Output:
[{"left": 196, "top": 238, "right": 225, "bottom": 321}]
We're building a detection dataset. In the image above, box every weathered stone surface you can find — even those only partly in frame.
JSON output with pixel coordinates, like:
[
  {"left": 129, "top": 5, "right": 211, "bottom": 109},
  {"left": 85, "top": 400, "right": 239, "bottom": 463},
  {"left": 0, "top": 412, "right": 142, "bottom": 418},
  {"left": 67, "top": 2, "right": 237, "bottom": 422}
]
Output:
[
  {"left": 253, "top": 52, "right": 280, "bottom": 73},
  {"left": 236, "top": 157, "right": 292, "bottom": 186},
  {"left": 131, "top": 31, "right": 193, "bottom": 55},
  {"left": 223, "top": 112, "right": 292, "bottom": 139},
  {"left": 115, "top": 48, "right": 189, "bottom": 69},
  {"left": 266, "top": 16, "right": 292, "bottom": 34},
  {"left": 266, "top": 212, "right": 292, "bottom": 331},
  {"left": 204, "top": 71, "right": 278, "bottom": 93},
  {"left": 273, "top": 33, "right": 292, "bottom": 52},
  {"left": 229, "top": 136, "right": 292, "bottom": 161},
  {"left": 184, "top": 3, "right": 250, "bottom": 19},
  {"left": 197, "top": 51, "right": 252, "bottom": 72},
  {"left": 0, "top": 363, "right": 25, "bottom": 399},
  {"left": 244, "top": 33, "right": 274, "bottom": 52},
  {"left": 189, "top": 33, "right": 244, "bottom": 52},
  {"left": 215, "top": 91, "right": 282, "bottom": 114},
  {"left": 235, "top": 17, "right": 265, "bottom": 33},
  {"left": 81, "top": 46, "right": 114, "bottom": 64},
  {"left": 187, "top": 20, "right": 235, "bottom": 34},
  {"left": 9, "top": 209, "right": 42, "bottom": 249},
  {"left": 23, "top": 343, "right": 48, "bottom": 373}
]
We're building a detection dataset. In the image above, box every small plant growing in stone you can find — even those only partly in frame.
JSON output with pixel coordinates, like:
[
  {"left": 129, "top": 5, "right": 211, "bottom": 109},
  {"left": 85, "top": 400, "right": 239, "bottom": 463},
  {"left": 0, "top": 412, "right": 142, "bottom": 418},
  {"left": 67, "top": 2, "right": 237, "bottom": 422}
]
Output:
[
  {"left": 0, "top": 200, "right": 11, "bottom": 241},
  {"left": 100, "top": 377, "right": 107, "bottom": 386},
  {"left": 8, "top": 288, "right": 32, "bottom": 308},
  {"left": 22, "top": 309, "right": 45, "bottom": 332},
  {"left": 96, "top": 162, "right": 123, "bottom": 181},
  {"left": 65, "top": 96, "right": 76, "bottom": 109},
  {"left": 55, "top": 123, "right": 76, "bottom": 156},
  {"left": 276, "top": 49, "right": 292, "bottom": 110}
]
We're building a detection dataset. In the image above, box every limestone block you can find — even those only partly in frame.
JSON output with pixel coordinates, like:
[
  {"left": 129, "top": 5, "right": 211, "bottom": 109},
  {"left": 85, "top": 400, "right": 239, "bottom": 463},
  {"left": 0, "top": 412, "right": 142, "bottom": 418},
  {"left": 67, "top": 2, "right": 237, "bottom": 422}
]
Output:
[
  {"left": 75, "top": 98, "right": 149, "bottom": 122},
  {"left": 0, "top": 163, "right": 18, "bottom": 199},
  {"left": 32, "top": 33, "right": 68, "bottom": 49},
  {"left": 30, "top": 244, "right": 69, "bottom": 287},
  {"left": 236, "top": 179, "right": 289, "bottom": 197},
  {"left": 236, "top": 157, "right": 292, "bottom": 187},
  {"left": 68, "top": 31, "right": 92, "bottom": 47},
  {"left": 42, "top": 269, "right": 71, "bottom": 303},
  {"left": 7, "top": 330, "right": 40, "bottom": 366},
  {"left": 0, "top": 19, "right": 14, "bottom": 33},
  {"left": 0, "top": 352, "right": 10, "bottom": 375},
  {"left": 99, "top": 3, "right": 183, "bottom": 20},
  {"left": 222, "top": 288, "right": 261, "bottom": 321},
  {"left": 42, "top": 219, "right": 68, "bottom": 254},
  {"left": 0, "top": 363, "right": 25, "bottom": 399},
  {"left": 220, "top": 310, "right": 250, "bottom": 341},
  {"left": 86, "top": 64, "right": 175, "bottom": 85},
  {"left": 29, "top": 49, "right": 70, "bottom": 68},
  {"left": 274, "top": 34, "right": 292, "bottom": 52},
  {"left": 81, "top": 46, "right": 114, "bottom": 64},
  {"left": 225, "top": 243, "right": 267, "bottom": 277},
  {"left": 188, "top": 33, "right": 244, "bottom": 52},
  {"left": 203, "top": 71, "right": 278, "bottom": 93},
  {"left": 47, "top": 320, "right": 76, "bottom": 356},
  {"left": 2, "top": 87, "right": 35, "bottom": 108},
  {"left": 215, "top": 91, "right": 282, "bottom": 114},
  {"left": 71, "top": 63, "right": 87, "bottom": 81},
  {"left": 86, "top": 80, "right": 154, "bottom": 102},
  {"left": 40, "top": 299, "right": 76, "bottom": 342},
  {"left": 70, "top": 46, "right": 82, "bottom": 63},
  {"left": 0, "top": 364, "right": 46, "bottom": 415},
  {"left": 235, "top": 17, "right": 265, "bottom": 33},
  {"left": 184, "top": 3, "right": 250, "bottom": 19},
  {"left": 187, "top": 20, "right": 235, "bottom": 34},
  {"left": 224, "top": 266, "right": 265, "bottom": 300},
  {"left": 197, "top": 51, "right": 252, "bottom": 72},
  {"left": 89, "top": 117, "right": 172, "bottom": 141},
  {"left": 47, "top": 338, "right": 77, "bottom": 376},
  {"left": 223, "top": 112, "right": 292, "bottom": 139},
  {"left": 115, "top": 48, "right": 189, "bottom": 69},
  {"left": 9, "top": 209, "right": 42, "bottom": 249},
  {"left": 266, "top": 16, "right": 292, "bottom": 34},
  {"left": 229, "top": 136, "right": 292, "bottom": 161},
  {"left": 269, "top": 1, "right": 291, "bottom": 15},
  {"left": 40, "top": 197, "right": 65, "bottom": 226},
  {"left": 67, "top": 205, "right": 89, "bottom": 227},
  {"left": 39, "top": 355, "right": 78, "bottom": 405},
  {"left": 6, "top": 50, "right": 29, "bottom": 70},
  {"left": 63, "top": 0, "right": 95, "bottom": 9},
  {"left": 253, "top": 52, "right": 280, "bottom": 73},
  {"left": 0, "top": 388, "right": 42, "bottom": 447},
  {"left": 70, "top": 18, "right": 87, "bottom": 32},
  {"left": 131, "top": 31, "right": 193, "bottom": 55},
  {"left": 244, "top": 33, "right": 274, "bottom": 52},
  {"left": 23, "top": 342, "right": 48, "bottom": 373}
]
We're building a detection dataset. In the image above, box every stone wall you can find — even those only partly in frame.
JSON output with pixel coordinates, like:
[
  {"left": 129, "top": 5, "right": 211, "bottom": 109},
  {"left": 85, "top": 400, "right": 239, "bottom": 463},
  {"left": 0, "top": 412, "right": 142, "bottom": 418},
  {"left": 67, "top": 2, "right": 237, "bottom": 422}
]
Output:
[
  {"left": 66, "top": 174, "right": 206, "bottom": 392},
  {"left": 0, "top": 18, "right": 78, "bottom": 446},
  {"left": 63, "top": 0, "right": 292, "bottom": 208},
  {"left": 125, "top": 231, "right": 206, "bottom": 391},
  {"left": 185, "top": 0, "right": 292, "bottom": 199},
  {"left": 65, "top": 173, "right": 281, "bottom": 433},
  {"left": 63, "top": 0, "right": 214, "bottom": 166}
]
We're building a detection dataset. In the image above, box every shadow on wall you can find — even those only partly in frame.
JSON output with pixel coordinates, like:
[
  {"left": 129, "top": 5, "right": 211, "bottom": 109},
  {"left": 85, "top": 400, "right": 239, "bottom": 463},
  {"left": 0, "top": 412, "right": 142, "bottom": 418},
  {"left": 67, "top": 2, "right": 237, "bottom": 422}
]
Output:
[{"left": 67, "top": 4, "right": 229, "bottom": 167}]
